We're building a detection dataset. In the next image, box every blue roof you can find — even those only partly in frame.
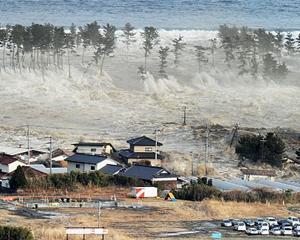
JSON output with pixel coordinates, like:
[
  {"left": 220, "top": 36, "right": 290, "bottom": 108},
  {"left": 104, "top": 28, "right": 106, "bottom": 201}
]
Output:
[
  {"left": 120, "top": 165, "right": 176, "bottom": 181},
  {"left": 65, "top": 154, "right": 107, "bottom": 165},
  {"left": 127, "top": 136, "right": 163, "bottom": 146},
  {"left": 99, "top": 164, "right": 124, "bottom": 175}
]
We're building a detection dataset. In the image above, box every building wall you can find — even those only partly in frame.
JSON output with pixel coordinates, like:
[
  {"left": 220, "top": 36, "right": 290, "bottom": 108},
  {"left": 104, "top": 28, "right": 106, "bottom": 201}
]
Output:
[
  {"left": 128, "top": 158, "right": 162, "bottom": 167},
  {"left": 76, "top": 145, "right": 113, "bottom": 155},
  {"left": 67, "top": 158, "right": 118, "bottom": 173},
  {"left": 133, "top": 146, "right": 160, "bottom": 153},
  {"left": 0, "top": 161, "right": 26, "bottom": 173}
]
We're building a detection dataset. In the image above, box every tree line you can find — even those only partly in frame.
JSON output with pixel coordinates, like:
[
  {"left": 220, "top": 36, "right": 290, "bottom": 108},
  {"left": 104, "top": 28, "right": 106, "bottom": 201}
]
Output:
[{"left": 0, "top": 22, "right": 298, "bottom": 81}]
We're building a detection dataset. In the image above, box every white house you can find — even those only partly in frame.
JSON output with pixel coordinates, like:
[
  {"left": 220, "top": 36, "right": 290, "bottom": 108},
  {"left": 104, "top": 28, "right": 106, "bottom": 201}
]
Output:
[
  {"left": 65, "top": 153, "right": 119, "bottom": 173},
  {"left": 72, "top": 142, "right": 116, "bottom": 155},
  {"left": 0, "top": 154, "right": 26, "bottom": 173},
  {"left": 241, "top": 168, "right": 276, "bottom": 181}
]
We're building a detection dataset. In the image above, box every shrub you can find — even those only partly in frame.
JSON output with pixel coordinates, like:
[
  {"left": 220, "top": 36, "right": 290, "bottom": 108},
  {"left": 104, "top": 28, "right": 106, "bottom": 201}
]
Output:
[{"left": 0, "top": 225, "right": 34, "bottom": 240}]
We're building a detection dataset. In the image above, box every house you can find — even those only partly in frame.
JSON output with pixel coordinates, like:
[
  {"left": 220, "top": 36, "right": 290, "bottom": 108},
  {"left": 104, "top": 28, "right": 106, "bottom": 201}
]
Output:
[
  {"left": 99, "top": 164, "right": 124, "bottom": 175},
  {"left": 119, "top": 136, "right": 164, "bottom": 166},
  {"left": 72, "top": 142, "right": 116, "bottom": 155},
  {"left": 0, "top": 145, "right": 47, "bottom": 163},
  {"left": 65, "top": 153, "right": 119, "bottom": 173},
  {"left": 119, "top": 165, "right": 178, "bottom": 189},
  {"left": 241, "top": 168, "right": 276, "bottom": 181},
  {"left": 30, "top": 164, "right": 67, "bottom": 174},
  {"left": 0, "top": 153, "right": 26, "bottom": 173}
]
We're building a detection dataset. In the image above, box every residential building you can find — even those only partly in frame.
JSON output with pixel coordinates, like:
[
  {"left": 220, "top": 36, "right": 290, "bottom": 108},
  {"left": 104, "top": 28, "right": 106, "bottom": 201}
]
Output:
[
  {"left": 119, "top": 136, "right": 164, "bottom": 166},
  {"left": 119, "top": 165, "right": 178, "bottom": 189},
  {"left": 241, "top": 168, "right": 276, "bottom": 181},
  {"left": 99, "top": 164, "right": 124, "bottom": 175},
  {"left": 65, "top": 153, "right": 119, "bottom": 173},
  {"left": 72, "top": 142, "right": 116, "bottom": 155},
  {"left": 0, "top": 154, "right": 26, "bottom": 173},
  {"left": 30, "top": 164, "right": 67, "bottom": 174}
]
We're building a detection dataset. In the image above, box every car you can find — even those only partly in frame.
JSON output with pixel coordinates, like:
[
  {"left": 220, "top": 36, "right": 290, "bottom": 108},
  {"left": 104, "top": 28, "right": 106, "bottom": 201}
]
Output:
[
  {"left": 294, "top": 229, "right": 300, "bottom": 237},
  {"left": 281, "top": 226, "right": 293, "bottom": 235},
  {"left": 231, "top": 219, "right": 240, "bottom": 226},
  {"left": 278, "top": 219, "right": 290, "bottom": 226},
  {"left": 265, "top": 217, "right": 278, "bottom": 226},
  {"left": 234, "top": 222, "right": 246, "bottom": 231},
  {"left": 221, "top": 219, "right": 232, "bottom": 227},
  {"left": 246, "top": 227, "right": 259, "bottom": 235},
  {"left": 259, "top": 222, "right": 269, "bottom": 230},
  {"left": 294, "top": 224, "right": 300, "bottom": 231},
  {"left": 259, "top": 228, "right": 269, "bottom": 235},
  {"left": 255, "top": 218, "right": 264, "bottom": 226},
  {"left": 270, "top": 227, "right": 281, "bottom": 235},
  {"left": 287, "top": 216, "right": 300, "bottom": 226},
  {"left": 244, "top": 219, "right": 255, "bottom": 227}
]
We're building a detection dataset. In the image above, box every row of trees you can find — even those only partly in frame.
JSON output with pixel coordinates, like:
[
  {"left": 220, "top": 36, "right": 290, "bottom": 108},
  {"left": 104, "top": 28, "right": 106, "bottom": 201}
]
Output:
[
  {"left": 0, "top": 226, "right": 33, "bottom": 240},
  {"left": 0, "top": 22, "right": 297, "bottom": 81},
  {"left": 235, "top": 132, "right": 286, "bottom": 167},
  {"left": 9, "top": 166, "right": 147, "bottom": 191}
]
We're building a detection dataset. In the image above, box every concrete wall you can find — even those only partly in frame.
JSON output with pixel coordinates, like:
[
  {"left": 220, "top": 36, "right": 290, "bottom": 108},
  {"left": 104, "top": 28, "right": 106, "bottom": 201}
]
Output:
[
  {"left": 243, "top": 174, "right": 274, "bottom": 181},
  {"left": 67, "top": 158, "right": 118, "bottom": 173}
]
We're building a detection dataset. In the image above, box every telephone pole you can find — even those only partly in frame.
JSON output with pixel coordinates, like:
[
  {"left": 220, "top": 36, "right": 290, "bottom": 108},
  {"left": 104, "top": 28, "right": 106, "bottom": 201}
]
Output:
[
  {"left": 183, "top": 106, "right": 187, "bottom": 125},
  {"left": 27, "top": 125, "right": 30, "bottom": 164},
  {"left": 49, "top": 136, "right": 53, "bottom": 175},
  {"left": 205, "top": 124, "right": 209, "bottom": 177},
  {"left": 154, "top": 129, "right": 158, "bottom": 161}
]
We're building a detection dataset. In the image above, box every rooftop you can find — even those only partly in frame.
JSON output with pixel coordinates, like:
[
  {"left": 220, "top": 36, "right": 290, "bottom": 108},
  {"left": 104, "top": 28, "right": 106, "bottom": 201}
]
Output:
[
  {"left": 99, "top": 164, "right": 124, "bottom": 175},
  {"left": 127, "top": 136, "right": 162, "bottom": 147},
  {"left": 119, "top": 149, "right": 164, "bottom": 160},
  {"left": 65, "top": 153, "right": 108, "bottom": 165},
  {"left": 120, "top": 165, "right": 176, "bottom": 181},
  {"left": 73, "top": 142, "right": 113, "bottom": 147},
  {"left": 0, "top": 154, "right": 20, "bottom": 165},
  {"left": 30, "top": 164, "right": 67, "bottom": 174}
]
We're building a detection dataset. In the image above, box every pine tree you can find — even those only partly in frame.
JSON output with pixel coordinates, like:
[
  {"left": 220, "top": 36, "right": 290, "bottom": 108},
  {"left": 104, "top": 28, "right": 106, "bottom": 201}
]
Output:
[
  {"left": 121, "top": 23, "right": 136, "bottom": 58},
  {"left": 274, "top": 31, "right": 284, "bottom": 61},
  {"left": 209, "top": 38, "right": 217, "bottom": 67},
  {"left": 53, "top": 26, "right": 65, "bottom": 68},
  {"left": 285, "top": 32, "right": 295, "bottom": 55},
  {"left": 194, "top": 45, "right": 208, "bottom": 73},
  {"left": 78, "top": 25, "right": 90, "bottom": 64},
  {"left": 296, "top": 33, "right": 300, "bottom": 52},
  {"left": 276, "top": 62, "right": 288, "bottom": 81},
  {"left": 263, "top": 53, "right": 277, "bottom": 80},
  {"left": 158, "top": 46, "right": 169, "bottom": 78},
  {"left": 11, "top": 24, "right": 25, "bottom": 71},
  {"left": 141, "top": 26, "right": 159, "bottom": 73},
  {"left": 0, "top": 28, "right": 8, "bottom": 70},
  {"left": 172, "top": 35, "right": 185, "bottom": 66}
]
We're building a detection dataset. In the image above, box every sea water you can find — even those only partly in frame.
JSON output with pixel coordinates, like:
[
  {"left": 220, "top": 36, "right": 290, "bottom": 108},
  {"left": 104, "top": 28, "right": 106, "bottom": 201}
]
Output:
[{"left": 0, "top": 0, "right": 299, "bottom": 30}]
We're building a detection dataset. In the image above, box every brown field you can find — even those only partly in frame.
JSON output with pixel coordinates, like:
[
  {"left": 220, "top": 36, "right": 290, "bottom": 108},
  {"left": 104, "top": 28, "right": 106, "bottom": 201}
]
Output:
[{"left": 0, "top": 193, "right": 297, "bottom": 240}]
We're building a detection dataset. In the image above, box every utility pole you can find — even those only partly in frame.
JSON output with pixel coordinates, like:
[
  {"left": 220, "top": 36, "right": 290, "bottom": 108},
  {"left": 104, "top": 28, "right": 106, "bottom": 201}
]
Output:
[
  {"left": 260, "top": 136, "right": 267, "bottom": 162},
  {"left": 154, "top": 129, "right": 158, "bottom": 161},
  {"left": 49, "top": 136, "right": 53, "bottom": 175},
  {"left": 27, "top": 125, "right": 30, "bottom": 164},
  {"left": 183, "top": 106, "right": 187, "bottom": 125},
  {"left": 205, "top": 124, "right": 209, "bottom": 177},
  {"left": 97, "top": 201, "right": 101, "bottom": 227}
]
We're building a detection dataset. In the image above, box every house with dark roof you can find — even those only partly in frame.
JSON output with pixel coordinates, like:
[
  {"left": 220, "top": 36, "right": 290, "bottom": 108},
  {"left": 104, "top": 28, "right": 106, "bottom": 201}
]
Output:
[
  {"left": 72, "top": 142, "right": 116, "bottom": 156},
  {"left": 99, "top": 164, "right": 124, "bottom": 175},
  {"left": 119, "top": 165, "right": 178, "bottom": 188},
  {"left": 0, "top": 153, "right": 26, "bottom": 173},
  {"left": 241, "top": 168, "right": 276, "bottom": 181},
  {"left": 65, "top": 153, "right": 119, "bottom": 173},
  {"left": 119, "top": 136, "right": 164, "bottom": 166}
]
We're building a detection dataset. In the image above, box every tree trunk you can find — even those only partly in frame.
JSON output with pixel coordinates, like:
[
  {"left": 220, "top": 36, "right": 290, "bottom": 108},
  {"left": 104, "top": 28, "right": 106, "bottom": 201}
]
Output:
[
  {"left": 67, "top": 48, "right": 71, "bottom": 78},
  {"left": 100, "top": 54, "right": 106, "bottom": 76},
  {"left": 82, "top": 47, "right": 85, "bottom": 65}
]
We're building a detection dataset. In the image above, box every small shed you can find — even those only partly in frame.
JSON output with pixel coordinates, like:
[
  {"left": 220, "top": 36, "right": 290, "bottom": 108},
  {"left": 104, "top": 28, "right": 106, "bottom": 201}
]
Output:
[{"left": 241, "top": 168, "right": 276, "bottom": 181}]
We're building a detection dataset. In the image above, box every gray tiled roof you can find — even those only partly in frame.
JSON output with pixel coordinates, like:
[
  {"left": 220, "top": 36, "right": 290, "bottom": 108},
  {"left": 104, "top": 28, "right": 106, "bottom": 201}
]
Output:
[
  {"left": 127, "top": 136, "right": 163, "bottom": 146},
  {"left": 120, "top": 165, "right": 177, "bottom": 181},
  {"left": 119, "top": 149, "right": 164, "bottom": 160},
  {"left": 65, "top": 154, "right": 107, "bottom": 165},
  {"left": 99, "top": 164, "right": 124, "bottom": 175}
]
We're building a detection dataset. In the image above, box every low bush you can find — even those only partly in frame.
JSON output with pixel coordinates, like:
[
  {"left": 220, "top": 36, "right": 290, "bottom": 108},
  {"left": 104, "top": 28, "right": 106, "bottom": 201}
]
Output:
[{"left": 0, "top": 225, "right": 33, "bottom": 240}]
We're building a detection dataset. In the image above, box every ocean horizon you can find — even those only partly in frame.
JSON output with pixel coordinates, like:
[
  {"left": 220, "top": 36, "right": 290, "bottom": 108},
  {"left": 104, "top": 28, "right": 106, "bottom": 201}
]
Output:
[{"left": 0, "top": 0, "right": 300, "bottom": 30}]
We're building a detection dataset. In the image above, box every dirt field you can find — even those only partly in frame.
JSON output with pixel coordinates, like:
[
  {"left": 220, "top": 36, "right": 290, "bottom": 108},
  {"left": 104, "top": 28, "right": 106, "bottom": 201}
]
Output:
[{"left": 0, "top": 197, "right": 298, "bottom": 240}]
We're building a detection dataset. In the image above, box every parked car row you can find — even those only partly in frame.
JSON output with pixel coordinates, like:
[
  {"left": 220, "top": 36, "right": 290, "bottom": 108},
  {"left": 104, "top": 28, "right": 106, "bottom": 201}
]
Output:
[{"left": 221, "top": 216, "right": 300, "bottom": 236}]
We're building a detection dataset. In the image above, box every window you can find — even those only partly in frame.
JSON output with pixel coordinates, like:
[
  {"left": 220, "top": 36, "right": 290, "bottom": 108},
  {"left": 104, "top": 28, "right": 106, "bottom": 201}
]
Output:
[
  {"left": 145, "top": 147, "right": 153, "bottom": 152},
  {"left": 76, "top": 164, "right": 80, "bottom": 169},
  {"left": 91, "top": 148, "right": 96, "bottom": 152},
  {"left": 91, "top": 166, "right": 95, "bottom": 170}
]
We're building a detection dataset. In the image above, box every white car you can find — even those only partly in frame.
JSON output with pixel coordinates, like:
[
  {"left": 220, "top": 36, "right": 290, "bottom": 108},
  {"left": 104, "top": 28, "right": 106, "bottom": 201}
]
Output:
[
  {"left": 221, "top": 219, "right": 232, "bottom": 227},
  {"left": 260, "top": 222, "right": 269, "bottom": 230},
  {"left": 281, "top": 226, "right": 293, "bottom": 235},
  {"left": 270, "top": 227, "right": 281, "bottom": 235},
  {"left": 265, "top": 217, "right": 278, "bottom": 226},
  {"left": 234, "top": 222, "right": 246, "bottom": 231},
  {"left": 246, "top": 228, "right": 259, "bottom": 235},
  {"left": 287, "top": 216, "right": 300, "bottom": 226},
  {"left": 255, "top": 218, "right": 264, "bottom": 226},
  {"left": 259, "top": 228, "right": 269, "bottom": 235},
  {"left": 294, "top": 229, "right": 300, "bottom": 237}
]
